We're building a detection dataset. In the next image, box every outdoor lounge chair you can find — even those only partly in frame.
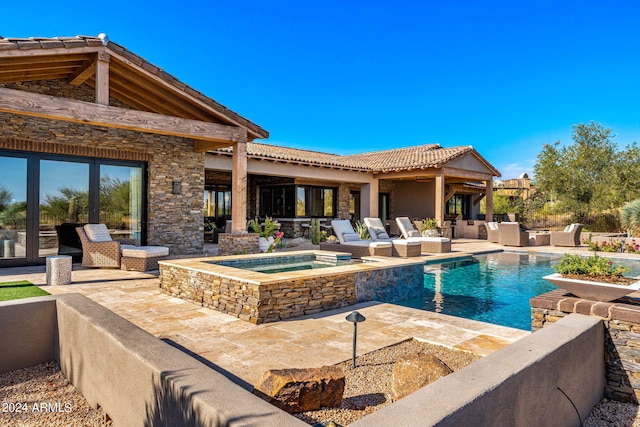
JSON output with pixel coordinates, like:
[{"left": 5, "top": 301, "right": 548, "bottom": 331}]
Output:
[
  {"left": 76, "top": 224, "right": 169, "bottom": 271},
  {"left": 498, "top": 222, "right": 529, "bottom": 247},
  {"left": 319, "top": 219, "right": 392, "bottom": 258},
  {"left": 550, "top": 223, "right": 583, "bottom": 247},
  {"left": 363, "top": 217, "right": 422, "bottom": 257},
  {"left": 486, "top": 221, "right": 499, "bottom": 243},
  {"left": 395, "top": 217, "right": 451, "bottom": 253}
]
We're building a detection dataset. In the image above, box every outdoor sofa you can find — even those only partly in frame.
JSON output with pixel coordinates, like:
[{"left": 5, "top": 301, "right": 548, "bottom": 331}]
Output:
[{"left": 485, "top": 221, "right": 500, "bottom": 243}]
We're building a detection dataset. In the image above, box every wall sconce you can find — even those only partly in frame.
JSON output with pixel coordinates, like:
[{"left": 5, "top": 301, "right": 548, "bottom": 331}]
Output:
[{"left": 172, "top": 180, "right": 182, "bottom": 195}]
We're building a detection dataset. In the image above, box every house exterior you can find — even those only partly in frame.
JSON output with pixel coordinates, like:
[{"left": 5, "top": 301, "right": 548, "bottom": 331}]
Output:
[
  {"left": 0, "top": 34, "right": 500, "bottom": 267},
  {"left": 0, "top": 35, "right": 266, "bottom": 266},
  {"left": 205, "top": 142, "right": 501, "bottom": 238}
]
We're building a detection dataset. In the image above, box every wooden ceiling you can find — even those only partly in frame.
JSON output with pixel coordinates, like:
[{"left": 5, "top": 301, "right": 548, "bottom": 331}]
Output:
[{"left": 0, "top": 37, "right": 268, "bottom": 141}]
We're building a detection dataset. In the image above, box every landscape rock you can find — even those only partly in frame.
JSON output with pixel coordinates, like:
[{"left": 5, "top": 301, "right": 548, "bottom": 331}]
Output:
[
  {"left": 391, "top": 352, "right": 453, "bottom": 401},
  {"left": 253, "top": 366, "right": 345, "bottom": 413}
]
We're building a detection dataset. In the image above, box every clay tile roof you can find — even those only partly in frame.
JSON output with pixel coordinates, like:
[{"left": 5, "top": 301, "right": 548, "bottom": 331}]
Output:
[
  {"left": 216, "top": 143, "right": 369, "bottom": 171},
  {"left": 342, "top": 144, "right": 473, "bottom": 172},
  {"left": 215, "top": 142, "right": 500, "bottom": 175}
]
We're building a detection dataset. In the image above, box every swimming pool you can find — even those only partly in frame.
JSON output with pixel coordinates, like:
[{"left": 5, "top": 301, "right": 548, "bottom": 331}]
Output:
[{"left": 398, "top": 252, "right": 640, "bottom": 331}]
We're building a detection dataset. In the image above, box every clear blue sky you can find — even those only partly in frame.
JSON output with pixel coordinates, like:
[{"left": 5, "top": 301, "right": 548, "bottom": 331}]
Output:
[{"left": 3, "top": 1, "right": 640, "bottom": 180}]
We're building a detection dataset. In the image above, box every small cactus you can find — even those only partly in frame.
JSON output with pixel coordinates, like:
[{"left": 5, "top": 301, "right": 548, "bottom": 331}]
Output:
[{"left": 310, "top": 219, "right": 322, "bottom": 245}]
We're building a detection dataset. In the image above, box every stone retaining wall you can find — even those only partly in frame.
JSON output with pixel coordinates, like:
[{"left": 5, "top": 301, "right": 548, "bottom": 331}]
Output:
[
  {"left": 217, "top": 233, "right": 260, "bottom": 256},
  {"left": 159, "top": 264, "right": 357, "bottom": 323},
  {"left": 531, "top": 289, "right": 640, "bottom": 403},
  {"left": 158, "top": 254, "right": 424, "bottom": 324}
]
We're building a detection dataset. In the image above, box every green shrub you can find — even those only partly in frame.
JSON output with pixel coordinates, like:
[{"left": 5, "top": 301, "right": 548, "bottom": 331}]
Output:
[
  {"left": 621, "top": 200, "right": 640, "bottom": 237},
  {"left": 353, "top": 220, "right": 370, "bottom": 240},
  {"left": 553, "top": 254, "right": 628, "bottom": 277}
]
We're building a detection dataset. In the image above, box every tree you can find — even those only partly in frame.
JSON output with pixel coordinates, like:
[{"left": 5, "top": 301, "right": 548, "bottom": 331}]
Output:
[
  {"left": 0, "top": 186, "right": 11, "bottom": 212},
  {"left": 534, "top": 122, "right": 627, "bottom": 221}
]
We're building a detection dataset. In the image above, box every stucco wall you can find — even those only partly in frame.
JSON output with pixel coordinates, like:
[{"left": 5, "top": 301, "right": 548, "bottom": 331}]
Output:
[
  {"left": 394, "top": 181, "right": 435, "bottom": 219},
  {"left": 0, "top": 80, "right": 204, "bottom": 255}
]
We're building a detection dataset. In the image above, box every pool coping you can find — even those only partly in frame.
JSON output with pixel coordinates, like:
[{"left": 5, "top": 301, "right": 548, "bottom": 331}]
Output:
[{"left": 159, "top": 250, "right": 425, "bottom": 285}]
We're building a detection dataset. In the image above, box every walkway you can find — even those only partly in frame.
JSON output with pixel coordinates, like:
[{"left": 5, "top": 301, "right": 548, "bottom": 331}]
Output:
[{"left": 7, "top": 238, "right": 624, "bottom": 388}]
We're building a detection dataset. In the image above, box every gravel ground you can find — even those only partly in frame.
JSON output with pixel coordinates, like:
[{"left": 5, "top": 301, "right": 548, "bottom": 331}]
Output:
[
  {"left": 293, "top": 339, "right": 481, "bottom": 426},
  {"left": 292, "top": 339, "right": 640, "bottom": 426},
  {"left": 0, "top": 361, "right": 112, "bottom": 427}
]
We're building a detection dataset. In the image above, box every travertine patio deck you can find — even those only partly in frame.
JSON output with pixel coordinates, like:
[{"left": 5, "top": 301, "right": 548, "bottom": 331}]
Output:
[{"left": 4, "top": 238, "right": 626, "bottom": 388}]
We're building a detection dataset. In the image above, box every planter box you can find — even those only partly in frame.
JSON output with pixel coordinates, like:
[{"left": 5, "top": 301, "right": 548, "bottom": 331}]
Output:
[{"left": 543, "top": 273, "right": 640, "bottom": 302}]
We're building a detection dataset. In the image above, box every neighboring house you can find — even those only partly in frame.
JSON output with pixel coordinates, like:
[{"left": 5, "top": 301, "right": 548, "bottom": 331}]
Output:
[
  {"left": 494, "top": 172, "right": 536, "bottom": 200},
  {"left": 0, "top": 35, "right": 266, "bottom": 267},
  {"left": 205, "top": 142, "right": 501, "bottom": 238},
  {"left": 0, "top": 34, "right": 500, "bottom": 267}
]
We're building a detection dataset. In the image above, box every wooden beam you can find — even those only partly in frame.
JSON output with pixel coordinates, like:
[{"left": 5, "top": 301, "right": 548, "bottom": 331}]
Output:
[
  {"left": 0, "top": 68, "right": 78, "bottom": 82},
  {"left": 231, "top": 141, "right": 248, "bottom": 233},
  {"left": 444, "top": 187, "right": 457, "bottom": 204},
  {"left": 0, "top": 53, "right": 92, "bottom": 66},
  {"left": 0, "top": 87, "right": 246, "bottom": 144},
  {"left": 95, "top": 52, "right": 110, "bottom": 105},
  {"left": 473, "top": 194, "right": 485, "bottom": 206},
  {"left": 441, "top": 166, "right": 493, "bottom": 181},
  {"left": 69, "top": 59, "right": 96, "bottom": 86}
]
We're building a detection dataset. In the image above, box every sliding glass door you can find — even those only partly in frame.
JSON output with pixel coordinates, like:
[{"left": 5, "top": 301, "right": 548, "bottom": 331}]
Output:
[
  {"left": 0, "top": 150, "right": 146, "bottom": 267},
  {"left": 0, "top": 155, "right": 27, "bottom": 261}
]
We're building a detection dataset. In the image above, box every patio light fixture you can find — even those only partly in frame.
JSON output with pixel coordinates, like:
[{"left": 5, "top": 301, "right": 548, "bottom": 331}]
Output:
[{"left": 345, "top": 310, "right": 366, "bottom": 368}]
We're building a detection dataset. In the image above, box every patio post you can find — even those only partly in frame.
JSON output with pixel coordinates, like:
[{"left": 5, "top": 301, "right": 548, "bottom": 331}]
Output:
[
  {"left": 360, "top": 179, "right": 379, "bottom": 218},
  {"left": 435, "top": 174, "right": 445, "bottom": 226},
  {"left": 485, "top": 179, "right": 493, "bottom": 223},
  {"left": 231, "top": 140, "right": 247, "bottom": 233}
]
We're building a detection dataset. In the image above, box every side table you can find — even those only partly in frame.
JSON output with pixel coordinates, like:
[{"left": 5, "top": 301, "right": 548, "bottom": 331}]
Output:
[{"left": 46, "top": 255, "right": 72, "bottom": 286}]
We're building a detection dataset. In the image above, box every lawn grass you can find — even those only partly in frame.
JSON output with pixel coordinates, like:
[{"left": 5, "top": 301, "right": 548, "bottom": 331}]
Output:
[{"left": 0, "top": 280, "right": 50, "bottom": 301}]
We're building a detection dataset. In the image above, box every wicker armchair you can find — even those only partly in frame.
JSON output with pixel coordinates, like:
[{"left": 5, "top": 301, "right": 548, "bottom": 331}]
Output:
[
  {"left": 76, "top": 224, "right": 138, "bottom": 268},
  {"left": 486, "top": 222, "right": 499, "bottom": 243},
  {"left": 498, "top": 222, "right": 529, "bottom": 247},
  {"left": 550, "top": 224, "right": 583, "bottom": 247}
]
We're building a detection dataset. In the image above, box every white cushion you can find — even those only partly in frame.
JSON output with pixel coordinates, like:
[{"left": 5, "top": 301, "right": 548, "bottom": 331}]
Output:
[
  {"left": 407, "top": 230, "right": 421, "bottom": 238},
  {"left": 342, "top": 232, "right": 361, "bottom": 242},
  {"left": 408, "top": 237, "right": 450, "bottom": 243},
  {"left": 487, "top": 222, "right": 499, "bottom": 231},
  {"left": 121, "top": 246, "right": 169, "bottom": 258},
  {"left": 392, "top": 240, "right": 420, "bottom": 247},
  {"left": 369, "top": 242, "right": 392, "bottom": 248},
  {"left": 564, "top": 224, "right": 576, "bottom": 233},
  {"left": 375, "top": 228, "right": 390, "bottom": 240},
  {"left": 84, "top": 224, "right": 112, "bottom": 242}
]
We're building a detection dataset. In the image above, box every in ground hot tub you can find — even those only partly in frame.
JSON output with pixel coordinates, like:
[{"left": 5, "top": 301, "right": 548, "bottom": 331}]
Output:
[{"left": 159, "top": 250, "right": 424, "bottom": 324}]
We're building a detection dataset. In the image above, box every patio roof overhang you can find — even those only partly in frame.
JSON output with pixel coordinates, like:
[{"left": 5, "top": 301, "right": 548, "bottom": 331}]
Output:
[
  {"left": 0, "top": 87, "right": 246, "bottom": 149},
  {"left": 0, "top": 39, "right": 268, "bottom": 141}
]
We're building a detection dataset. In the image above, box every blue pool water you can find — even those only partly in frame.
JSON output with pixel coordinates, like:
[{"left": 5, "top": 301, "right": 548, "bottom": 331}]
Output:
[{"left": 397, "top": 252, "right": 640, "bottom": 331}]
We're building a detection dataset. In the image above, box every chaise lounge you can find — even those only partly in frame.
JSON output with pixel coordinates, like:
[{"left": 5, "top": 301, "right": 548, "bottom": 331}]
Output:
[
  {"left": 319, "top": 219, "right": 392, "bottom": 258},
  {"left": 395, "top": 217, "right": 451, "bottom": 253},
  {"left": 76, "top": 224, "right": 169, "bottom": 271},
  {"left": 363, "top": 217, "right": 422, "bottom": 257}
]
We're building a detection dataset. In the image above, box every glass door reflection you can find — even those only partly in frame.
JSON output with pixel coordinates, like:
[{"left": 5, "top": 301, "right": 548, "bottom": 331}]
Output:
[
  {"left": 39, "top": 160, "right": 89, "bottom": 258},
  {"left": 100, "top": 164, "right": 143, "bottom": 243},
  {"left": 0, "top": 156, "right": 27, "bottom": 259}
]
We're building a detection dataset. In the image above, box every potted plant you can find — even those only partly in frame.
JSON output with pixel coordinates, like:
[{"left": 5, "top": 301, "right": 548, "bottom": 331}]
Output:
[
  {"left": 248, "top": 217, "right": 283, "bottom": 253},
  {"left": 419, "top": 218, "right": 440, "bottom": 237},
  {"left": 543, "top": 253, "right": 640, "bottom": 301}
]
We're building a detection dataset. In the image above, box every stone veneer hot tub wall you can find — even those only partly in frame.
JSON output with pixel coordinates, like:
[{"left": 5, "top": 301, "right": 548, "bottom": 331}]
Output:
[{"left": 159, "top": 250, "right": 424, "bottom": 324}]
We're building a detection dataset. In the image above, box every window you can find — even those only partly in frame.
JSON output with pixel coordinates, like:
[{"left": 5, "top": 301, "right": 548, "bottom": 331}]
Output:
[
  {"left": 446, "top": 194, "right": 471, "bottom": 219},
  {"left": 203, "top": 184, "right": 231, "bottom": 228},
  {"left": 259, "top": 185, "right": 336, "bottom": 217},
  {"left": 379, "top": 193, "right": 390, "bottom": 223}
]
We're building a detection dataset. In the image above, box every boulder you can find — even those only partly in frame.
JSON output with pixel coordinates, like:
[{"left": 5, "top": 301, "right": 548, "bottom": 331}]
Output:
[
  {"left": 391, "top": 352, "right": 453, "bottom": 401},
  {"left": 253, "top": 366, "right": 345, "bottom": 413}
]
